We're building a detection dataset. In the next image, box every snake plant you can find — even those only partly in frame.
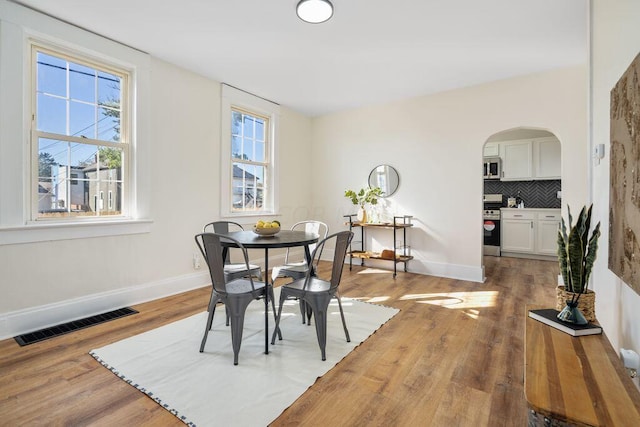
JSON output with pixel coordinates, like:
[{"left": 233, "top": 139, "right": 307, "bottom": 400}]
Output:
[{"left": 557, "top": 204, "right": 601, "bottom": 294}]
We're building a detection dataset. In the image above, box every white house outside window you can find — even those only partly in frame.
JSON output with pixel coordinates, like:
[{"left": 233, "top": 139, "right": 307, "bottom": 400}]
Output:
[{"left": 32, "top": 46, "right": 128, "bottom": 220}]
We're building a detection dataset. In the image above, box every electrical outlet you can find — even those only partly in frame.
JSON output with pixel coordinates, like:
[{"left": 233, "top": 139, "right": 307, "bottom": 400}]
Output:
[{"left": 193, "top": 253, "right": 201, "bottom": 269}]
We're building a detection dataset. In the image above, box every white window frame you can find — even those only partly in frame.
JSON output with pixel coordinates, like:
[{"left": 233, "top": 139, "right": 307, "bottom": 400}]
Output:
[
  {"left": 220, "top": 84, "right": 280, "bottom": 217},
  {"left": 0, "top": 2, "right": 152, "bottom": 245}
]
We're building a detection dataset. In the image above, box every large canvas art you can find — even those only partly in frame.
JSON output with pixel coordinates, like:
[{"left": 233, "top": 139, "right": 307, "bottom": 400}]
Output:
[{"left": 609, "top": 52, "right": 640, "bottom": 296}]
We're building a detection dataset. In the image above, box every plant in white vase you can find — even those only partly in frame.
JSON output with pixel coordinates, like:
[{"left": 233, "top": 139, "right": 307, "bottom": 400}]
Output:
[{"left": 344, "top": 187, "right": 383, "bottom": 223}]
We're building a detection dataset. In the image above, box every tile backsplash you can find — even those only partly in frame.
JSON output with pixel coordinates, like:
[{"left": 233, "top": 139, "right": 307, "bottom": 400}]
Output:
[{"left": 484, "top": 179, "right": 561, "bottom": 208}]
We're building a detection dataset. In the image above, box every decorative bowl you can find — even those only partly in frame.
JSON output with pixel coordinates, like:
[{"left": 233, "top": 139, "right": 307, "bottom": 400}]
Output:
[{"left": 253, "top": 226, "right": 280, "bottom": 236}]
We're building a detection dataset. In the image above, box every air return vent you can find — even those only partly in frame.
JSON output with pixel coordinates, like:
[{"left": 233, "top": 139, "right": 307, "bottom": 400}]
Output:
[{"left": 14, "top": 307, "right": 138, "bottom": 346}]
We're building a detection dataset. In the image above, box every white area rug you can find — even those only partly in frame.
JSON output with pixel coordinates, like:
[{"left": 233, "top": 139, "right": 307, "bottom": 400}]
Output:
[{"left": 90, "top": 289, "right": 399, "bottom": 426}]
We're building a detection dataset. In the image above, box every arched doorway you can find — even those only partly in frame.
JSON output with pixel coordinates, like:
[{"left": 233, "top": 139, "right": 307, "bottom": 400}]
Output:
[{"left": 482, "top": 127, "right": 562, "bottom": 273}]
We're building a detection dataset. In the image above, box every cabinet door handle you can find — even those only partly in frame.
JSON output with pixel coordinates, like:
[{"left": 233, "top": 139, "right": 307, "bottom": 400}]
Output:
[
  {"left": 514, "top": 214, "right": 523, "bottom": 217},
  {"left": 531, "top": 221, "right": 534, "bottom": 229},
  {"left": 545, "top": 215, "right": 555, "bottom": 218}
]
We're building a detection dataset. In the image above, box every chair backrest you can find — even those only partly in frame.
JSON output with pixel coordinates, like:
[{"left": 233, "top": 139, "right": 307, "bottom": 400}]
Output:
[
  {"left": 203, "top": 221, "right": 245, "bottom": 263},
  {"left": 194, "top": 232, "right": 256, "bottom": 295},
  {"left": 203, "top": 221, "right": 245, "bottom": 234},
  {"left": 286, "top": 220, "right": 329, "bottom": 263},
  {"left": 304, "top": 230, "right": 353, "bottom": 291}
]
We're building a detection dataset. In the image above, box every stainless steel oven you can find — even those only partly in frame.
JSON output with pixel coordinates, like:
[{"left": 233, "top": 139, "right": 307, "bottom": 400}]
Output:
[{"left": 483, "top": 194, "right": 502, "bottom": 256}]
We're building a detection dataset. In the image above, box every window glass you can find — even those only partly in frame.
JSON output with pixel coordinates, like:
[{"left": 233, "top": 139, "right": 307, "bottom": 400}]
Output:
[
  {"left": 230, "top": 108, "right": 269, "bottom": 212},
  {"left": 33, "top": 47, "right": 127, "bottom": 219}
]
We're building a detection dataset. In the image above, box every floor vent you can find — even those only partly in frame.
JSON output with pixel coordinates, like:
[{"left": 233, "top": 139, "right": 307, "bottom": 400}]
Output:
[{"left": 14, "top": 307, "right": 138, "bottom": 346}]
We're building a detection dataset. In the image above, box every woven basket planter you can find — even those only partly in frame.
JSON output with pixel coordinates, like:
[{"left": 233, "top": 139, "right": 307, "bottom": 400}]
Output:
[{"left": 555, "top": 286, "right": 596, "bottom": 322}]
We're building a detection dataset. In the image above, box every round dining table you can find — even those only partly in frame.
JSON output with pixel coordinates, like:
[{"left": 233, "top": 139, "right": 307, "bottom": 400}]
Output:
[{"left": 219, "top": 229, "right": 319, "bottom": 354}]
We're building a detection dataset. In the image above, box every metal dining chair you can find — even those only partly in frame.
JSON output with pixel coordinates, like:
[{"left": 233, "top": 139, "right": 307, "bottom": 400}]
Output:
[
  {"left": 271, "top": 230, "right": 354, "bottom": 361},
  {"left": 203, "top": 221, "right": 262, "bottom": 282},
  {"left": 271, "top": 220, "right": 328, "bottom": 324},
  {"left": 195, "top": 232, "right": 278, "bottom": 365}
]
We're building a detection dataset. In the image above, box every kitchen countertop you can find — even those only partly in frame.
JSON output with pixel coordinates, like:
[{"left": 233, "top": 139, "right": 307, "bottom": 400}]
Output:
[{"left": 500, "top": 207, "right": 560, "bottom": 212}]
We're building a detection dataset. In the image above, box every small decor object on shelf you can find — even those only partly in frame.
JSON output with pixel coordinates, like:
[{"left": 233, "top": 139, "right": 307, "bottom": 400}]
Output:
[
  {"left": 528, "top": 309, "right": 602, "bottom": 337},
  {"left": 253, "top": 220, "right": 281, "bottom": 236},
  {"left": 344, "top": 187, "right": 383, "bottom": 223},
  {"left": 556, "top": 204, "right": 601, "bottom": 323}
]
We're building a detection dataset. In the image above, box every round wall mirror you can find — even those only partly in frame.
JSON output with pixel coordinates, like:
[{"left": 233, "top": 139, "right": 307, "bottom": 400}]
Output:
[{"left": 368, "top": 164, "right": 400, "bottom": 197}]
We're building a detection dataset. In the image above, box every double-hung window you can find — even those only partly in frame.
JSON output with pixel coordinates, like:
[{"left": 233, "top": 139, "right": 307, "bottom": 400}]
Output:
[
  {"left": 221, "top": 84, "right": 279, "bottom": 216},
  {"left": 32, "top": 45, "right": 129, "bottom": 220}
]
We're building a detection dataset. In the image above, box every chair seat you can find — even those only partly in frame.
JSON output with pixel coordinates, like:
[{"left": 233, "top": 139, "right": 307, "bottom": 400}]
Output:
[
  {"left": 272, "top": 262, "right": 308, "bottom": 281},
  {"left": 283, "top": 276, "right": 331, "bottom": 293},
  {"left": 224, "top": 263, "right": 261, "bottom": 274},
  {"left": 226, "top": 278, "right": 268, "bottom": 295}
]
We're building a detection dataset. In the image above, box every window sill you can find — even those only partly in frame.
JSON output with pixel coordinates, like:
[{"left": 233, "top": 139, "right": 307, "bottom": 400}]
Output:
[{"left": 0, "top": 218, "right": 153, "bottom": 245}]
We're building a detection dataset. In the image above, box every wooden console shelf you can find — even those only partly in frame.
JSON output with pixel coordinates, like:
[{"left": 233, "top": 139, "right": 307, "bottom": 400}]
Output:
[
  {"left": 344, "top": 215, "right": 413, "bottom": 278},
  {"left": 525, "top": 305, "right": 640, "bottom": 426}
]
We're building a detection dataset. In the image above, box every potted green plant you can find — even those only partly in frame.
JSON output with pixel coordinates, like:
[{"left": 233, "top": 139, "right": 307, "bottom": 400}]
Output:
[
  {"left": 556, "top": 204, "right": 601, "bottom": 324},
  {"left": 344, "top": 187, "right": 383, "bottom": 223}
]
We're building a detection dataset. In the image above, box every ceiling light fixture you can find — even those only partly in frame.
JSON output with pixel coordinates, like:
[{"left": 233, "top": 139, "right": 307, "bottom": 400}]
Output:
[{"left": 296, "top": 0, "right": 334, "bottom": 24}]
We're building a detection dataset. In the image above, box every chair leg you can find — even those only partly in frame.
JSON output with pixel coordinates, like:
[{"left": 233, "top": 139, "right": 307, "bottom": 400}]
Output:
[
  {"left": 335, "top": 293, "right": 351, "bottom": 342},
  {"left": 271, "top": 291, "right": 287, "bottom": 344},
  {"left": 304, "top": 294, "right": 332, "bottom": 361},
  {"left": 269, "top": 287, "right": 282, "bottom": 340},
  {"left": 227, "top": 295, "right": 254, "bottom": 365},
  {"left": 306, "top": 302, "right": 312, "bottom": 325},
  {"left": 299, "top": 299, "right": 307, "bottom": 324},
  {"left": 200, "top": 295, "right": 220, "bottom": 352}
]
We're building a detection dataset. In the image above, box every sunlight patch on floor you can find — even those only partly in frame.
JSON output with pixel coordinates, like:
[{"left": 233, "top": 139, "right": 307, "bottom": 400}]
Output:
[
  {"left": 400, "top": 291, "right": 498, "bottom": 309},
  {"left": 365, "top": 296, "right": 391, "bottom": 303},
  {"left": 356, "top": 268, "right": 393, "bottom": 275}
]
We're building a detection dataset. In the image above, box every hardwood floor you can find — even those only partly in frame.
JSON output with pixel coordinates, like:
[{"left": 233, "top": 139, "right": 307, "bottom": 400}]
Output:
[{"left": 0, "top": 256, "right": 558, "bottom": 426}]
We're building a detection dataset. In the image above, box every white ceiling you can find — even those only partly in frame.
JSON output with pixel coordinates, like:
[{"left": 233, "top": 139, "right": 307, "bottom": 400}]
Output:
[{"left": 14, "top": 0, "right": 588, "bottom": 117}]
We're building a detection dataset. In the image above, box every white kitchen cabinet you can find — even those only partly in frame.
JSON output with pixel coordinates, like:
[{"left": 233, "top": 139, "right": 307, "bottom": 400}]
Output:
[
  {"left": 533, "top": 138, "right": 561, "bottom": 179},
  {"left": 536, "top": 212, "right": 562, "bottom": 255},
  {"left": 501, "top": 209, "right": 561, "bottom": 258},
  {"left": 501, "top": 140, "right": 533, "bottom": 180},
  {"left": 483, "top": 142, "right": 500, "bottom": 157},
  {"left": 498, "top": 137, "right": 561, "bottom": 181},
  {"left": 501, "top": 210, "right": 535, "bottom": 252}
]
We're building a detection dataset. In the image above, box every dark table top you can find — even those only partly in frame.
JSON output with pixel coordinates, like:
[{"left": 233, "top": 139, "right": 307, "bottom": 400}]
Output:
[{"left": 221, "top": 230, "right": 319, "bottom": 249}]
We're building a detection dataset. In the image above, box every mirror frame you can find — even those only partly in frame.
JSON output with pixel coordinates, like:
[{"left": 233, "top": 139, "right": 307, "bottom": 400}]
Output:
[{"left": 368, "top": 164, "right": 400, "bottom": 197}]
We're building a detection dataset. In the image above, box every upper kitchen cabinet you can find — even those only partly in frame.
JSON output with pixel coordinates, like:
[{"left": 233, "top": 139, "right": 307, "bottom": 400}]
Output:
[
  {"left": 483, "top": 142, "right": 500, "bottom": 157},
  {"left": 501, "top": 140, "right": 533, "bottom": 180},
  {"left": 500, "top": 137, "right": 560, "bottom": 181},
  {"left": 533, "top": 138, "right": 561, "bottom": 179}
]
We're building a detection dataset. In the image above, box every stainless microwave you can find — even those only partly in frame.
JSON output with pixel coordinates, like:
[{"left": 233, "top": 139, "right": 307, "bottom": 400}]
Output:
[{"left": 483, "top": 157, "right": 502, "bottom": 180}]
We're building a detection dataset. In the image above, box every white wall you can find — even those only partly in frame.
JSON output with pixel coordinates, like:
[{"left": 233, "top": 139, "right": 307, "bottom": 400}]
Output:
[
  {"left": 0, "top": 3, "right": 313, "bottom": 338},
  {"left": 310, "top": 66, "right": 588, "bottom": 282},
  {"left": 590, "top": 0, "right": 640, "bottom": 354}
]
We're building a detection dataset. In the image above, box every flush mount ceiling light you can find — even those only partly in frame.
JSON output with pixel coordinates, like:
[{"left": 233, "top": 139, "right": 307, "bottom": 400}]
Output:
[{"left": 296, "top": 0, "right": 334, "bottom": 24}]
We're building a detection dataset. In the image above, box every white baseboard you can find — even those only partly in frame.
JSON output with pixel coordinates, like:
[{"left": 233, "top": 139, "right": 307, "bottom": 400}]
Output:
[
  {"left": 0, "top": 271, "right": 210, "bottom": 341},
  {"left": 344, "top": 257, "right": 483, "bottom": 282}
]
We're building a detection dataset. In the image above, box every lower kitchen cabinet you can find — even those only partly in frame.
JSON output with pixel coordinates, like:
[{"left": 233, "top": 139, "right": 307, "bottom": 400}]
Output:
[
  {"left": 536, "top": 212, "right": 562, "bottom": 255},
  {"left": 501, "top": 211, "right": 535, "bottom": 253},
  {"left": 501, "top": 209, "right": 560, "bottom": 258}
]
